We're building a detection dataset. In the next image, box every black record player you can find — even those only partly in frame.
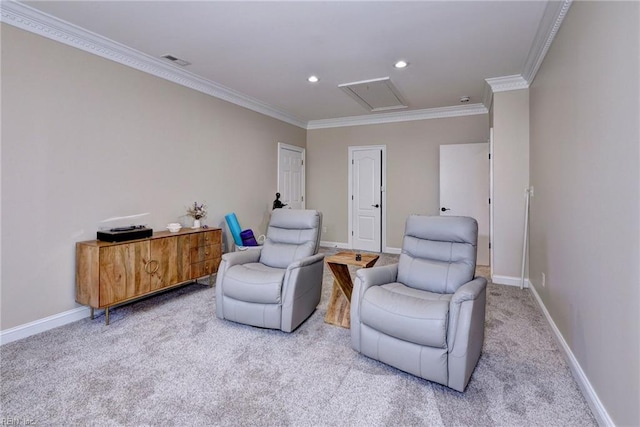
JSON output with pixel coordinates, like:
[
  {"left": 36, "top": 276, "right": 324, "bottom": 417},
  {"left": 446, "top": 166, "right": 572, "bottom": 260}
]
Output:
[{"left": 97, "top": 225, "right": 153, "bottom": 243}]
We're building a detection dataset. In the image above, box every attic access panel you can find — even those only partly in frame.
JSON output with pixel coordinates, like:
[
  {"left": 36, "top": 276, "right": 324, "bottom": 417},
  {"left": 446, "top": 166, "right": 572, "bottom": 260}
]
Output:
[{"left": 339, "top": 77, "right": 408, "bottom": 112}]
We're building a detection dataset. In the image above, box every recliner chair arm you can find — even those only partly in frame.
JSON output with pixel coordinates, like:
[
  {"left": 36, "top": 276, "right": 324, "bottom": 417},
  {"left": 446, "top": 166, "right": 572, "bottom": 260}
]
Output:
[
  {"left": 448, "top": 277, "right": 487, "bottom": 344},
  {"left": 354, "top": 263, "right": 399, "bottom": 292},
  {"left": 450, "top": 277, "right": 487, "bottom": 306},
  {"left": 352, "top": 263, "right": 399, "bottom": 312},
  {"left": 280, "top": 253, "right": 326, "bottom": 332},
  {"left": 219, "top": 248, "right": 262, "bottom": 268},
  {"left": 286, "top": 253, "right": 326, "bottom": 271},
  {"left": 282, "top": 253, "right": 325, "bottom": 297},
  {"left": 351, "top": 263, "right": 399, "bottom": 351},
  {"left": 446, "top": 276, "right": 487, "bottom": 391},
  {"left": 215, "top": 249, "right": 263, "bottom": 320}
]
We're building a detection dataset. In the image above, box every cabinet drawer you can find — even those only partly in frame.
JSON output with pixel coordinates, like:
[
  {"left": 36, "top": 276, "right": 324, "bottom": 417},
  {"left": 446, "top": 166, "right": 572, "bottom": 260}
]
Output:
[
  {"left": 190, "top": 244, "right": 217, "bottom": 263},
  {"left": 191, "top": 259, "right": 220, "bottom": 279},
  {"left": 190, "top": 230, "right": 221, "bottom": 248}
]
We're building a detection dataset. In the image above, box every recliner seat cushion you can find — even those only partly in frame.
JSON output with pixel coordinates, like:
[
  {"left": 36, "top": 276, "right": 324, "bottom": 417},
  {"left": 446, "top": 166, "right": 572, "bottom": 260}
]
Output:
[
  {"left": 360, "top": 283, "right": 450, "bottom": 348},
  {"left": 379, "top": 282, "right": 453, "bottom": 303},
  {"left": 222, "top": 263, "right": 286, "bottom": 304}
]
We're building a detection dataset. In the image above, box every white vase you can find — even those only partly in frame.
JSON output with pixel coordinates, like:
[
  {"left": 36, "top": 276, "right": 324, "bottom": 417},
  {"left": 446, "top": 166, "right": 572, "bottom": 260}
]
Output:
[{"left": 192, "top": 219, "right": 201, "bottom": 229}]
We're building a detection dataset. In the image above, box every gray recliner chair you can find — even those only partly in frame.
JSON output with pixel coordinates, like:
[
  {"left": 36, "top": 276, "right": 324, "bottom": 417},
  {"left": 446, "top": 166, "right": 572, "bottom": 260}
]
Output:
[
  {"left": 215, "top": 209, "right": 324, "bottom": 332},
  {"left": 351, "top": 215, "right": 487, "bottom": 392}
]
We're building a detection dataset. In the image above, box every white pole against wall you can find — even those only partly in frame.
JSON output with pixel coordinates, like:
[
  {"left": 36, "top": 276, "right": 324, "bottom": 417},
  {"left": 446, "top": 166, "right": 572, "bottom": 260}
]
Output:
[{"left": 520, "top": 187, "right": 531, "bottom": 289}]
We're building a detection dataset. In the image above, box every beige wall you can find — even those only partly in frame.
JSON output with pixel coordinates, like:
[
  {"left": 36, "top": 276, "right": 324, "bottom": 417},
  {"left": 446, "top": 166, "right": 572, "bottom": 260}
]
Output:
[
  {"left": 6, "top": 10, "right": 638, "bottom": 423},
  {"left": 307, "top": 115, "right": 489, "bottom": 248},
  {"left": 1, "top": 24, "right": 306, "bottom": 330},
  {"left": 529, "top": 2, "right": 639, "bottom": 425},
  {"left": 492, "top": 89, "right": 530, "bottom": 280}
]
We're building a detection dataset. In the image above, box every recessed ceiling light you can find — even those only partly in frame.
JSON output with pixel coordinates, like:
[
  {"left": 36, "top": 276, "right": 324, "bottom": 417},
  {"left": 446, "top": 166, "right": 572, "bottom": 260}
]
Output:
[
  {"left": 394, "top": 60, "right": 409, "bottom": 69},
  {"left": 307, "top": 75, "right": 319, "bottom": 83}
]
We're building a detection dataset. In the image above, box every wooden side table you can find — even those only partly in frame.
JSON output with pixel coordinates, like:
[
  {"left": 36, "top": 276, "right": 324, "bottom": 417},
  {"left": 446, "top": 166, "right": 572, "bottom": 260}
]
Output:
[{"left": 324, "top": 251, "right": 379, "bottom": 328}]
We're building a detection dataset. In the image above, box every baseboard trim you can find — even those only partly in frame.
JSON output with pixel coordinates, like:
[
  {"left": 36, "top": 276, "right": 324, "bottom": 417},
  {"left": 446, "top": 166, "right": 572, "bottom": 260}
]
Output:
[
  {"left": 384, "top": 247, "right": 402, "bottom": 254},
  {"left": 491, "top": 274, "right": 530, "bottom": 288},
  {"left": 0, "top": 306, "right": 91, "bottom": 346},
  {"left": 320, "top": 241, "right": 350, "bottom": 249},
  {"left": 528, "top": 285, "right": 613, "bottom": 426}
]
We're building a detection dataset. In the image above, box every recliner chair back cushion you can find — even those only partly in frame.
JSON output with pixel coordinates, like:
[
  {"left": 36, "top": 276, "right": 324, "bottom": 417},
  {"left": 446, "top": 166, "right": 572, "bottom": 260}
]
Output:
[
  {"left": 259, "top": 209, "right": 321, "bottom": 269},
  {"left": 398, "top": 215, "right": 478, "bottom": 294}
]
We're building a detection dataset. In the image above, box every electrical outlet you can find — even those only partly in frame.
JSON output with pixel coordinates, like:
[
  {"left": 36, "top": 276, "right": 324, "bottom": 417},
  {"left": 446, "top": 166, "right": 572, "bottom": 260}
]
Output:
[
  {"left": 322, "top": 226, "right": 327, "bottom": 233},
  {"left": 541, "top": 272, "right": 546, "bottom": 287}
]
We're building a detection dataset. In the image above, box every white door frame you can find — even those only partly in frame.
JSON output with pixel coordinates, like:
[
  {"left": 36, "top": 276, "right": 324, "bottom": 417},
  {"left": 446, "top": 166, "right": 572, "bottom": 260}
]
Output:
[
  {"left": 348, "top": 145, "right": 387, "bottom": 252},
  {"left": 489, "top": 128, "right": 494, "bottom": 277},
  {"left": 277, "top": 142, "right": 305, "bottom": 209}
]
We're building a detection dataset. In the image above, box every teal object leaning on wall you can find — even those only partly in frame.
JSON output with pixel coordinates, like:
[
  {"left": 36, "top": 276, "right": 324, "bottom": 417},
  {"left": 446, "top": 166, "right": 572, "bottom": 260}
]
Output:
[{"left": 225, "top": 213, "right": 243, "bottom": 246}]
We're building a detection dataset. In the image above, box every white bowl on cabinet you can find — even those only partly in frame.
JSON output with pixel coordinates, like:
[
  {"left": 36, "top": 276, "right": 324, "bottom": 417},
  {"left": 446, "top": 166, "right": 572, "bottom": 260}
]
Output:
[{"left": 167, "top": 223, "right": 182, "bottom": 233}]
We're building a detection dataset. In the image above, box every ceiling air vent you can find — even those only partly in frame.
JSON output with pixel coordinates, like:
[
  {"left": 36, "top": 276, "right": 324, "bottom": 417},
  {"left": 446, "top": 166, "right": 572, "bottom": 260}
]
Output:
[
  {"left": 160, "top": 54, "right": 191, "bottom": 67},
  {"left": 339, "top": 77, "right": 408, "bottom": 112}
]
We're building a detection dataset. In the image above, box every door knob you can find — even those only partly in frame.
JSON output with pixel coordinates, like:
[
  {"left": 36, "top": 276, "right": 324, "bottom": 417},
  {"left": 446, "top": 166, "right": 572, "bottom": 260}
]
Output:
[
  {"left": 441, "top": 207, "right": 451, "bottom": 212},
  {"left": 371, "top": 204, "right": 380, "bottom": 208}
]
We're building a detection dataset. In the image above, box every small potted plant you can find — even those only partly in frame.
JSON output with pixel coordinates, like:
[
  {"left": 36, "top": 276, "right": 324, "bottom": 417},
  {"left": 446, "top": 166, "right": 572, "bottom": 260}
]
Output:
[{"left": 186, "top": 201, "right": 207, "bottom": 228}]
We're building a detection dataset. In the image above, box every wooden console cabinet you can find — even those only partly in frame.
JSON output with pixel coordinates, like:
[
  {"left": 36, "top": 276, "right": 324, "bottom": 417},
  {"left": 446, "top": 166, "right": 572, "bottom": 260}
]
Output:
[{"left": 76, "top": 228, "right": 222, "bottom": 324}]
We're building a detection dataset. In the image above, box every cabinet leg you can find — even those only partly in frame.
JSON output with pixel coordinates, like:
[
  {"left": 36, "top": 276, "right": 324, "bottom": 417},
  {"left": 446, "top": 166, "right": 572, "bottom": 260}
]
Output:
[
  {"left": 105, "top": 307, "right": 110, "bottom": 326},
  {"left": 90, "top": 308, "right": 94, "bottom": 320}
]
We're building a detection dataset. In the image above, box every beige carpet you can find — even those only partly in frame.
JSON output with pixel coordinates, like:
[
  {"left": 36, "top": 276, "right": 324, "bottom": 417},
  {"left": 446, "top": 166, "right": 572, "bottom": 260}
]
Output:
[{"left": 0, "top": 249, "right": 596, "bottom": 426}]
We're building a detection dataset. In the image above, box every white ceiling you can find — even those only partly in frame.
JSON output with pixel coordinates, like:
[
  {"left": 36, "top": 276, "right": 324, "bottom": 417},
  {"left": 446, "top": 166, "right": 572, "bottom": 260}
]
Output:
[{"left": 13, "top": 1, "right": 554, "bottom": 127}]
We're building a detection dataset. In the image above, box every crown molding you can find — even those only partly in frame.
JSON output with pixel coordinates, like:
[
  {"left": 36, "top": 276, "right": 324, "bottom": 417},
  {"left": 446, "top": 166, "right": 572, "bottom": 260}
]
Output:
[
  {"left": 306, "top": 103, "right": 487, "bottom": 130},
  {"left": 522, "top": 0, "right": 573, "bottom": 84},
  {"left": 1, "top": 0, "right": 570, "bottom": 131},
  {"left": 483, "top": 0, "right": 571, "bottom": 109},
  {"left": 485, "top": 75, "right": 529, "bottom": 93},
  {"left": 481, "top": 80, "right": 494, "bottom": 110},
  {"left": 482, "top": 74, "right": 529, "bottom": 108},
  {"left": 0, "top": 0, "right": 307, "bottom": 129}
]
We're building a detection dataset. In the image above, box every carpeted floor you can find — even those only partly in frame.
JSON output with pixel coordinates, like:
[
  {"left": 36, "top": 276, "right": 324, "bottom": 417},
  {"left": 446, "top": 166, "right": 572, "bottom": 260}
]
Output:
[{"left": 0, "top": 248, "right": 596, "bottom": 426}]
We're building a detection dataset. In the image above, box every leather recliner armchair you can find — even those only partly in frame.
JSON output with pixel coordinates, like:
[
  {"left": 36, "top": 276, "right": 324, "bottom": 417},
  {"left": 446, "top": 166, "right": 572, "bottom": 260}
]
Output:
[
  {"left": 215, "top": 209, "right": 324, "bottom": 332},
  {"left": 351, "top": 215, "right": 487, "bottom": 392}
]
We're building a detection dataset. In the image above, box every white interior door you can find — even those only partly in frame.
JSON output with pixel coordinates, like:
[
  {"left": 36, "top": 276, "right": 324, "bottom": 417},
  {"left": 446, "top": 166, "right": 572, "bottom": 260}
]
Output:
[
  {"left": 277, "top": 143, "right": 305, "bottom": 209},
  {"left": 440, "top": 143, "right": 490, "bottom": 266},
  {"left": 352, "top": 148, "right": 382, "bottom": 252}
]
